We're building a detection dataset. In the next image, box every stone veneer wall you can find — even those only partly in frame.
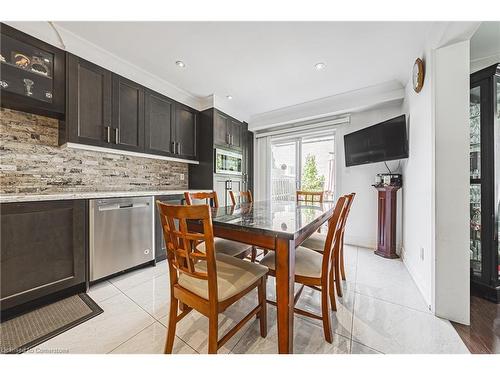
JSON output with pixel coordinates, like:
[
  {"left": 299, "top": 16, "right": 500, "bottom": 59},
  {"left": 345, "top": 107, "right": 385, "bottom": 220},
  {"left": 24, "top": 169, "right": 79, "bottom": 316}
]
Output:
[{"left": 0, "top": 108, "right": 189, "bottom": 194}]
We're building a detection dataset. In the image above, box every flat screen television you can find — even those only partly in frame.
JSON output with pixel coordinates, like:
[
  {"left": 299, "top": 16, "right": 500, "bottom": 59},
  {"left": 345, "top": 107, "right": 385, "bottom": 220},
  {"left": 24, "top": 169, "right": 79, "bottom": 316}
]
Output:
[{"left": 344, "top": 114, "right": 408, "bottom": 167}]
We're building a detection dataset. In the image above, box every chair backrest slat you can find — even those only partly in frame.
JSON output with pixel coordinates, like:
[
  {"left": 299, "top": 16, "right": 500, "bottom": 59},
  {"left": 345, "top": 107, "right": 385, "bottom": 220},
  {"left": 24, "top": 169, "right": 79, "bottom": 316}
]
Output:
[
  {"left": 184, "top": 191, "right": 219, "bottom": 208},
  {"left": 296, "top": 190, "right": 324, "bottom": 204},
  {"left": 319, "top": 196, "right": 347, "bottom": 280}
]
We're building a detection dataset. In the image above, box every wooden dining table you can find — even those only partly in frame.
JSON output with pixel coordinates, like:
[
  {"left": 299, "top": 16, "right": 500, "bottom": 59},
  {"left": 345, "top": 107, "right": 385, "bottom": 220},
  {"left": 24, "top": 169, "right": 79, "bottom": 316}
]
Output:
[{"left": 189, "top": 199, "right": 336, "bottom": 354}]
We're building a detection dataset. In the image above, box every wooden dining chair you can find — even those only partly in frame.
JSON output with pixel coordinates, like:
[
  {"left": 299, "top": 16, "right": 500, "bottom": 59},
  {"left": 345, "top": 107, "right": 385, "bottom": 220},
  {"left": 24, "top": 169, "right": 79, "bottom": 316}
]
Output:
[
  {"left": 259, "top": 196, "right": 347, "bottom": 343},
  {"left": 229, "top": 190, "right": 269, "bottom": 263},
  {"left": 229, "top": 190, "right": 253, "bottom": 206},
  {"left": 157, "top": 202, "right": 268, "bottom": 354},
  {"left": 296, "top": 190, "right": 324, "bottom": 204},
  {"left": 301, "top": 193, "right": 355, "bottom": 298},
  {"left": 184, "top": 191, "right": 253, "bottom": 259}
]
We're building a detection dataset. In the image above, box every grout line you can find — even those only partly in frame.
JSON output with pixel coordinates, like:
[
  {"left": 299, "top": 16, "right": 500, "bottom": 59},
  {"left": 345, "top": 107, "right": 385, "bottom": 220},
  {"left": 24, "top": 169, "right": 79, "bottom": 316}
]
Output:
[
  {"left": 348, "top": 247, "right": 360, "bottom": 354},
  {"left": 353, "top": 289, "right": 432, "bottom": 315},
  {"left": 106, "top": 321, "right": 157, "bottom": 354},
  {"left": 350, "top": 338, "right": 385, "bottom": 354},
  {"left": 109, "top": 273, "right": 201, "bottom": 354}
]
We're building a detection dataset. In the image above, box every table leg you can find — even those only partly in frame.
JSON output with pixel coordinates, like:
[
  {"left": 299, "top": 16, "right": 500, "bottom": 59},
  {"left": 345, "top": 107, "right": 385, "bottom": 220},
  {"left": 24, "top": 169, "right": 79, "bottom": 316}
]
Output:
[{"left": 275, "top": 237, "right": 295, "bottom": 354}]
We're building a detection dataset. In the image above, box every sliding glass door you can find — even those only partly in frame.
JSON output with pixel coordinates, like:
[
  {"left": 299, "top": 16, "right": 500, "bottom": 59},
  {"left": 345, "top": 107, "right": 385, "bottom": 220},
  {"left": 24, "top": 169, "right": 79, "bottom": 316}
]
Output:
[{"left": 270, "top": 132, "right": 335, "bottom": 201}]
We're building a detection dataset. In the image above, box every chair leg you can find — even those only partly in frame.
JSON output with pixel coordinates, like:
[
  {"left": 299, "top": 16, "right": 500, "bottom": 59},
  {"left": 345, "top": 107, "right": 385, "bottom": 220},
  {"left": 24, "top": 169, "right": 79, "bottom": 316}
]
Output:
[
  {"left": 328, "top": 266, "right": 337, "bottom": 311},
  {"left": 321, "top": 283, "right": 333, "bottom": 343},
  {"left": 164, "top": 296, "right": 179, "bottom": 354},
  {"left": 258, "top": 276, "right": 267, "bottom": 338},
  {"left": 334, "top": 254, "right": 343, "bottom": 298},
  {"left": 340, "top": 242, "right": 346, "bottom": 281},
  {"left": 251, "top": 246, "right": 257, "bottom": 263},
  {"left": 208, "top": 312, "right": 219, "bottom": 354}
]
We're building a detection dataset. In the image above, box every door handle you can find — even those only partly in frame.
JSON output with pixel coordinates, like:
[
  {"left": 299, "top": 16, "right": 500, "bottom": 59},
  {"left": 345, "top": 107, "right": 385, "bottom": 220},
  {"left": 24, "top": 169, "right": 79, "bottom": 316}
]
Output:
[
  {"left": 177, "top": 142, "right": 181, "bottom": 155},
  {"left": 171, "top": 141, "right": 175, "bottom": 154},
  {"left": 115, "top": 128, "right": 119, "bottom": 144},
  {"left": 106, "top": 126, "right": 111, "bottom": 143}
]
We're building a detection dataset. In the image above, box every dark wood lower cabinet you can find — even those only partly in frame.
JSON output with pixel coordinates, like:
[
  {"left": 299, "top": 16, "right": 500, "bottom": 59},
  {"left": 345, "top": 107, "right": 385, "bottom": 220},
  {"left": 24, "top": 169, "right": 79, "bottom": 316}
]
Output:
[
  {"left": 154, "top": 195, "right": 184, "bottom": 262},
  {"left": 0, "top": 200, "right": 87, "bottom": 318}
]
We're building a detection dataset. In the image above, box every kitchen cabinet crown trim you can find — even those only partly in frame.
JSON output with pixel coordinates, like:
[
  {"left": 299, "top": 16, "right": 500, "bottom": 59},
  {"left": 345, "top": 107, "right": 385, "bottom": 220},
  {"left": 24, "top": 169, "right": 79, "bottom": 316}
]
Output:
[{"left": 62, "top": 142, "right": 200, "bottom": 165}]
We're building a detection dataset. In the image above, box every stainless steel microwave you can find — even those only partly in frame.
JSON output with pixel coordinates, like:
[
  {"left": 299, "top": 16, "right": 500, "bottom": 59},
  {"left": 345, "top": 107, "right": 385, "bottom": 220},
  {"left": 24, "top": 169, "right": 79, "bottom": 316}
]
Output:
[{"left": 215, "top": 148, "right": 242, "bottom": 175}]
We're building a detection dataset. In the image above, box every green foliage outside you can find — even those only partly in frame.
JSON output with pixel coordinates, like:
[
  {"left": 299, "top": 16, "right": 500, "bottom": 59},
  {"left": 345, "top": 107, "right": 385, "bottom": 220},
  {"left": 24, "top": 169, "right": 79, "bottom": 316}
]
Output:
[{"left": 301, "top": 154, "right": 325, "bottom": 191}]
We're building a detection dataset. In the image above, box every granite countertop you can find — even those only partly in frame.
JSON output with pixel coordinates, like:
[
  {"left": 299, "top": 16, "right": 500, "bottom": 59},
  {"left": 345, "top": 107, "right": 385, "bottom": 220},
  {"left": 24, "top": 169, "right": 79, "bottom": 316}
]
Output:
[
  {"left": 0, "top": 189, "right": 209, "bottom": 203},
  {"left": 209, "top": 200, "right": 336, "bottom": 239}
]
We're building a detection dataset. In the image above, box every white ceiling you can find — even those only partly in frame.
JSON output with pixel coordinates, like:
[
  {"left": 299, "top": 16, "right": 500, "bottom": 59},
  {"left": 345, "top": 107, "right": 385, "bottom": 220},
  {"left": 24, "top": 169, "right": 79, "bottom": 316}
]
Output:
[
  {"left": 54, "top": 21, "right": 438, "bottom": 120},
  {"left": 470, "top": 21, "right": 500, "bottom": 60}
]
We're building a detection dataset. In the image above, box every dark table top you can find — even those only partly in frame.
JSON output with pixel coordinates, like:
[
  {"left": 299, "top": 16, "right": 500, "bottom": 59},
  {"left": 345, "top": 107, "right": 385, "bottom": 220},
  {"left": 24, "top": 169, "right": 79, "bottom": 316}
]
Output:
[{"left": 210, "top": 200, "right": 335, "bottom": 239}]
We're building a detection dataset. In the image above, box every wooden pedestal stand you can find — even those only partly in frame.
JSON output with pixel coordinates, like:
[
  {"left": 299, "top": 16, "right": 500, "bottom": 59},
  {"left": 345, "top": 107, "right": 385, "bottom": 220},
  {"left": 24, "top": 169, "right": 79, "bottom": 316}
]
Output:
[{"left": 374, "top": 185, "right": 401, "bottom": 259}]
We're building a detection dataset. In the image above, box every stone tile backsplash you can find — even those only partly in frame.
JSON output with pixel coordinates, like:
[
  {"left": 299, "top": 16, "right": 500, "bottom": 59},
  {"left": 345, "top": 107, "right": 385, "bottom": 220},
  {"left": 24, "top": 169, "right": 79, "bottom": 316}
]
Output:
[{"left": 0, "top": 108, "right": 188, "bottom": 194}]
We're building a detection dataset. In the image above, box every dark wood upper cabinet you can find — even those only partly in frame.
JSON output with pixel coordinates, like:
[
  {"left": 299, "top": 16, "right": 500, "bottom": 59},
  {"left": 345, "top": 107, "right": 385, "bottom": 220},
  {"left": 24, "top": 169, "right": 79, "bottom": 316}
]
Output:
[
  {"left": 174, "top": 103, "right": 197, "bottom": 159},
  {"left": 214, "top": 110, "right": 229, "bottom": 146},
  {"left": 64, "top": 53, "right": 112, "bottom": 147},
  {"left": 0, "top": 23, "right": 66, "bottom": 119},
  {"left": 229, "top": 118, "right": 243, "bottom": 151},
  {"left": 144, "top": 90, "right": 175, "bottom": 156},
  {"left": 213, "top": 109, "right": 243, "bottom": 152},
  {"left": 112, "top": 75, "right": 144, "bottom": 152}
]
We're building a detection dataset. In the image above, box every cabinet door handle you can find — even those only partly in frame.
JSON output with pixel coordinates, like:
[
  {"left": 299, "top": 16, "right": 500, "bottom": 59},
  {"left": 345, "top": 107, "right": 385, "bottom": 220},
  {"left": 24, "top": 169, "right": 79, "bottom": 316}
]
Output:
[
  {"left": 226, "top": 133, "right": 230, "bottom": 145},
  {"left": 106, "top": 126, "right": 111, "bottom": 143},
  {"left": 115, "top": 128, "right": 119, "bottom": 144},
  {"left": 171, "top": 141, "right": 175, "bottom": 154},
  {"left": 177, "top": 142, "right": 181, "bottom": 155}
]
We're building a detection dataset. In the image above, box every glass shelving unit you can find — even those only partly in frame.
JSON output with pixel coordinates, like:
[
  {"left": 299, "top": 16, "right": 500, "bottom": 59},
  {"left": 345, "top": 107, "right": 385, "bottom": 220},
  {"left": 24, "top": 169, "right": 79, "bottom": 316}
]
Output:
[{"left": 470, "top": 62, "right": 500, "bottom": 302}]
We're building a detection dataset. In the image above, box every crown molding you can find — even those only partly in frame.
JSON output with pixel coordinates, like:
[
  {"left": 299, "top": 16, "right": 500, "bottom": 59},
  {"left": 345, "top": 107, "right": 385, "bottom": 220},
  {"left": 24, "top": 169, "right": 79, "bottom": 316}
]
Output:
[{"left": 248, "top": 80, "right": 405, "bottom": 131}]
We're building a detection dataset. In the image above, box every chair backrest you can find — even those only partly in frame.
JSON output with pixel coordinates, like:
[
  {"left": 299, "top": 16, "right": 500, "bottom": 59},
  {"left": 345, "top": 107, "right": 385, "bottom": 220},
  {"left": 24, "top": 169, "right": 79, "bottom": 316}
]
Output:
[
  {"left": 228, "top": 191, "right": 236, "bottom": 206},
  {"left": 185, "top": 191, "right": 219, "bottom": 208},
  {"left": 240, "top": 190, "right": 253, "bottom": 203},
  {"left": 319, "top": 196, "right": 347, "bottom": 279},
  {"left": 296, "top": 190, "right": 324, "bottom": 204},
  {"left": 229, "top": 190, "right": 253, "bottom": 206},
  {"left": 339, "top": 193, "right": 355, "bottom": 242},
  {"left": 156, "top": 201, "right": 218, "bottom": 299}
]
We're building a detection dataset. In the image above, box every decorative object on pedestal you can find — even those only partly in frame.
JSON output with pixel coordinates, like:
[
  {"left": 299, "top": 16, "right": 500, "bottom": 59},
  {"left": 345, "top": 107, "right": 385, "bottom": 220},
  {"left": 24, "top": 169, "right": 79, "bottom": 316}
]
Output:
[{"left": 373, "top": 183, "right": 402, "bottom": 259}]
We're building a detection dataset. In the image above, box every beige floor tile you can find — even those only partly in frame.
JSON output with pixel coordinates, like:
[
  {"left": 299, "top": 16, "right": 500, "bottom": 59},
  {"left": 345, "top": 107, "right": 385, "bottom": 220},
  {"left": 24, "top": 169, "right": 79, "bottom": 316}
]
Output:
[{"left": 110, "top": 322, "right": 197, "bottom": 354}]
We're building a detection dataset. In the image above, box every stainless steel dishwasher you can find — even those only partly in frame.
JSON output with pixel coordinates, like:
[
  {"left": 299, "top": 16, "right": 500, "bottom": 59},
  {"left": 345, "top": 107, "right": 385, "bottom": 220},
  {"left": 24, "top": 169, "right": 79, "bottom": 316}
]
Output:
[{"left": 89, "top": 196, "right": 154, "bottom": 281}]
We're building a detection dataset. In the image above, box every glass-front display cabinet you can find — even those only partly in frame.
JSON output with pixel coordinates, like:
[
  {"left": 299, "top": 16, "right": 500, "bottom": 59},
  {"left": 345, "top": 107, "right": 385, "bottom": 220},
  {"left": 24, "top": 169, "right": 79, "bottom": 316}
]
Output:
[
  {"left": 470, "top": 63, "right": 500, "bottom": 302},
  {"left": 0, "top": 23, "right": 65, "bottom": 118}
]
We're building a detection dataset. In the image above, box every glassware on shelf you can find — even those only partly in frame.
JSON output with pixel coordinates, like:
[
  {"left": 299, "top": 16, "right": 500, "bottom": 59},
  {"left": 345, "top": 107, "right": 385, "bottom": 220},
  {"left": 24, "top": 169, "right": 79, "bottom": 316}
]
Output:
[
  {"left": 23, "top": 78, "right": 34, "bottom": 96},
  {"left": 1, "top": 32, "right": 54, "bottom": 103}
]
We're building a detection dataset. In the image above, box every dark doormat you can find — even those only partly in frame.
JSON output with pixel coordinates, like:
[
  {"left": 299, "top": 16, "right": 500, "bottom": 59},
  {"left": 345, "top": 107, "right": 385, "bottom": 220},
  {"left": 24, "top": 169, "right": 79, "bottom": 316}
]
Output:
[{"left": 0, "top": 293, "right": 103, "bottom": 354}]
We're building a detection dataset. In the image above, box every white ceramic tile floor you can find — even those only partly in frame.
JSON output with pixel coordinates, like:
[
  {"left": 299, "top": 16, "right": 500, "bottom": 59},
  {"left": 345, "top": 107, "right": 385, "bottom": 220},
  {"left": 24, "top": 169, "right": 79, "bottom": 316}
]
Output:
[{"left": 31, "top": 245, "right": 469, "bottom": 354}]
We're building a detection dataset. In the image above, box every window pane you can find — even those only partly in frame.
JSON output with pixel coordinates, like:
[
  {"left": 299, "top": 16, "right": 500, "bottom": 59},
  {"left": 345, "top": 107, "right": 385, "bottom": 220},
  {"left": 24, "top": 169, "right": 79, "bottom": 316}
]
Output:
[
  {"left": 271, "top": 141, "right": 297, "bottom": 201},
  {"left": 300, "top": 134, "right": 335, "bottom": 200}
]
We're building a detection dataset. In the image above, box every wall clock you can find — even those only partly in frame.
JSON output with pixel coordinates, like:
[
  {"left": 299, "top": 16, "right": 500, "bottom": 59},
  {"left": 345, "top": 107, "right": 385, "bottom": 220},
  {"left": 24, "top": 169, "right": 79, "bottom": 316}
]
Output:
[{"left": 412, "top": 58, "right": 425, "bottom": 93}]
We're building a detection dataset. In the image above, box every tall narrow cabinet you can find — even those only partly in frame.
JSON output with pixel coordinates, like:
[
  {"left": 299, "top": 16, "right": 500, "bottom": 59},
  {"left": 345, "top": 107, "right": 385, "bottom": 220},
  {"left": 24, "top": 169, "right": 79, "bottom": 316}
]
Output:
[{"left": 470, "top": 63, "right": 500, "bottom": 302}]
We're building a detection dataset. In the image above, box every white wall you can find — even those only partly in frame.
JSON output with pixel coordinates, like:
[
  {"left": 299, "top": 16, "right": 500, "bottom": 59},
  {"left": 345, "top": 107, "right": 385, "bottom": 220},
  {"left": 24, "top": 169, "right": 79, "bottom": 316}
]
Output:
[
  {"left": 336, "top": 103, "right": 405, "bottom": 250},
  {"left": 401, "top": 48, "right": 435, "bottom": 309}
]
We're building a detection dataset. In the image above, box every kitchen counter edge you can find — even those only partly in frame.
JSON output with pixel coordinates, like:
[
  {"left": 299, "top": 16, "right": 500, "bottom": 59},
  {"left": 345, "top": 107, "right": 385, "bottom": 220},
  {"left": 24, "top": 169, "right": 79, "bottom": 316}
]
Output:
[{"left": 0, "top": 190, "right": 209, "bottom": 203}]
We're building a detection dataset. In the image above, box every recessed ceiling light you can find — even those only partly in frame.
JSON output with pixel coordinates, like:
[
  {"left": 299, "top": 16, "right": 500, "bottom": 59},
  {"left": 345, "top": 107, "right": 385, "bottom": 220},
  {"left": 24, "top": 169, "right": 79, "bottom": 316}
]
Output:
[
  {"left": 175, "top": 60, "right": 186, "bottom": 68},
  {"left": 226, "top": 95, "right": 233, "bottom": 100},
  {"left": 314, "top": 62, "right": 326, "bottom": 70}
]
